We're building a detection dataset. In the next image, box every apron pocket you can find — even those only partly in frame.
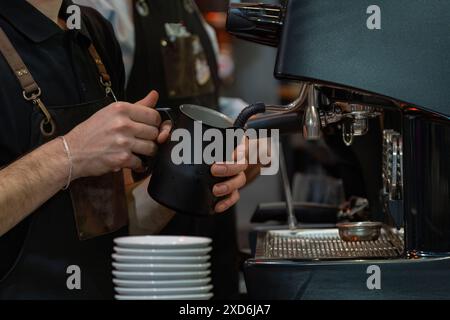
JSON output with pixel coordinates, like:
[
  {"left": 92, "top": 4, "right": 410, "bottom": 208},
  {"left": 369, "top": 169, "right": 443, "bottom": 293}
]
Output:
[{"left": 161, "top": 35, "right": 215, "bottom": 99}]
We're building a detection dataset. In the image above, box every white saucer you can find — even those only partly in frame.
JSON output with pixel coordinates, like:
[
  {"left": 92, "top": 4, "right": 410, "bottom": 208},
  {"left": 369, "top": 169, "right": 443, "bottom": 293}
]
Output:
[
  {"left": 112, "top": 254, "right": 210, "bottom": 264},
  {"left": 113, "top": 262, "right": 211, "bottom": 272},
  {"left": 113, "top": 277, "right": 211, "bottom": 288},
  {"left": 114, "top": 236, "right": 212, "bottom": 249},
  {"left": 114, "top": 246, "right": 212, "bottom": 256},
  {"left": 115, "top": 293, "right": 213, "bottom": 300},
  {"left": 115, "top": 285, "right": 213, "bottom": 296},
  {"left": 112, "top": 270, "right": 211, "bottom": 280}
]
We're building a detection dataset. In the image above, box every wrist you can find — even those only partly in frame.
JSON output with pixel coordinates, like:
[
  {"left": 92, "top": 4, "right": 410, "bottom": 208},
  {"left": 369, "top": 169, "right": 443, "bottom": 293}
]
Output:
[
  {"left": 63, "top": 132, "right": 84, "bottom": 180},
  {"left": 40, "top": 138, "right": 73, "bottom": 190},
  {"left": 59, "top": 136, "right": 73, "bottom": 189}
]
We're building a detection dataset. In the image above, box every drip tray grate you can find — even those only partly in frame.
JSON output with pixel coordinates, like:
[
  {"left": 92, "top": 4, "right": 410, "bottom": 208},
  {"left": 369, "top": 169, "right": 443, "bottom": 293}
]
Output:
[{"left": 255, "top": 228, "right": 404, "bottom": 260}]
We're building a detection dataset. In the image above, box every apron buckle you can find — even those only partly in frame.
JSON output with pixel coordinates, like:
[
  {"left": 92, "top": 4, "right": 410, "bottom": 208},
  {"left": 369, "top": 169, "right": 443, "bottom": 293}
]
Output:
[
  {"left": 22, "top": 87, "right": 42, "bottom": 101},
  {"left": 23, "top": 88, "right": 56, "bottom": 137},
  {"left": 100, "top": 77, "right": 118, "bottom": 102}
]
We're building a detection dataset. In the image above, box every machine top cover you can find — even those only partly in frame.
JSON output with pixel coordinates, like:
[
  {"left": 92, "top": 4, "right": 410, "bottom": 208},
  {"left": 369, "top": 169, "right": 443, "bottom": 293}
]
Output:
[{"left": 275, "top": 0, "right": 450, "bottom": 117}]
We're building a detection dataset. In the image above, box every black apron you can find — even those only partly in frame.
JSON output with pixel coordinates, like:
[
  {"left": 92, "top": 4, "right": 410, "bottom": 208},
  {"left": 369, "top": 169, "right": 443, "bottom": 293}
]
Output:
[
  {"left": 127, "top": 0, "right": 220, "bottom": 109},
  {"left": 0, "top": 28, "right": 127, "bottom": 300},
  {"left": 127, "top": 0, "right": 239, "bottom": 299}
]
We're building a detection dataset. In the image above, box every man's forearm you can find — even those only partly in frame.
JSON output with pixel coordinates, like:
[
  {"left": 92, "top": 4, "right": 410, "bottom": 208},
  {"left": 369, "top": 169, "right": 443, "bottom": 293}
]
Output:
[
  {"left": 126, "top": 176, "right": 175, "bottom": 235},
  {"left": 0, "top": 138, "right": 69, "bottom": 236}
]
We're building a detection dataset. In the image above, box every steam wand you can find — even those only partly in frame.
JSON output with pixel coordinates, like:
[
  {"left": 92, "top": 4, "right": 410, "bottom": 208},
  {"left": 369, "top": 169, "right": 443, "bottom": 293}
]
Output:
[
  {"left": 264, "top": 83, "right": 322, "bottom": 141},
  {"left": 279, "top": 143, "right": 298, "bottom": 230}
]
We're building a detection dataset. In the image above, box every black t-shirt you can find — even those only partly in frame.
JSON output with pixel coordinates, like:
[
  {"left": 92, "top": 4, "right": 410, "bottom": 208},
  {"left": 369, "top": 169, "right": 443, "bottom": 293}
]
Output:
[
  {"left": 0, "top": 0, "right": 124, "bottom": 165},
  {"left": 0, "top": 0, "right": 125, "bottom": 277}
]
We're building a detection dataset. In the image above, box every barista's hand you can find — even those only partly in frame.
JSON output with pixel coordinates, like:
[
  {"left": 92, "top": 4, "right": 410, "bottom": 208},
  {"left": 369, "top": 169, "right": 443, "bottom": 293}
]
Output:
[
  {"left": 157, "top": 120, "right": 172, "bottom": 144},
  {"left": 211, "top": 143, "right": 248, "bottom": 213},
  {"left": 65, "top": 91, "right": 162, "bottom": 179}
]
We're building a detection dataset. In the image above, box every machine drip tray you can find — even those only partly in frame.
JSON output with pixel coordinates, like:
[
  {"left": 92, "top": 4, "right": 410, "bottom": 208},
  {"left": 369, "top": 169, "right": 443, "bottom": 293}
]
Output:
[
  {"left": 245, "top": 228, "right": 450, "bottom": 299},
  {"left": 256, "top": 228, "right": 404, "bottom": 261}
]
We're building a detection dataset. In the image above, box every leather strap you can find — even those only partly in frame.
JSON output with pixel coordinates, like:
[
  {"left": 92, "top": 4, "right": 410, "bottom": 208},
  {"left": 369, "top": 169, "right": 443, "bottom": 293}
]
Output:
[
  {"left": 0, "top": 26, "right": 112, "bottom": 98},
  {"left": 0, "top": 25, "right": 114, "bottom": 136},
  {"left": 0, "top": 27, "right": 40, "bottom": 96},
  {"left": 88, "top": 44, "right": 111, "bottom": 84}
]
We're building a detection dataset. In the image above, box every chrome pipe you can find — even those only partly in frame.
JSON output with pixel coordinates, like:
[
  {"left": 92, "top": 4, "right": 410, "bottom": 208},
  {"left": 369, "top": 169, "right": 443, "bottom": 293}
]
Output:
[{"left": 265, "top": 82, "right": 308, "bottom": 113}]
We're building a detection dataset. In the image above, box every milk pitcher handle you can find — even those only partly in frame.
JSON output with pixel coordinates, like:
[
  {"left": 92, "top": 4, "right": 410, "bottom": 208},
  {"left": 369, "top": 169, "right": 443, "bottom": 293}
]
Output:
[
  {"left": 156, "top": 107, "right": 176, "bottom": 132},
  {"left": 135, "top": 107, "right": 176, "bottom": 177}
]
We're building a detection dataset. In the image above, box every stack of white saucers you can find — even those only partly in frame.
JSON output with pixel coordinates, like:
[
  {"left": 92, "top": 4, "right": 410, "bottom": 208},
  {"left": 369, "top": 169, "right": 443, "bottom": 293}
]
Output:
[{"left": 112, "top": 236, "right": 213, "bottom": 300}]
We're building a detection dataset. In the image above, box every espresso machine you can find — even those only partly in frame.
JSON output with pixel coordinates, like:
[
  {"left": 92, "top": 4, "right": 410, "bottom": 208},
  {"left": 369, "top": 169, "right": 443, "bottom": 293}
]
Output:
[{"left": 227, "top": 0, "right": 450, "bottom": 299}]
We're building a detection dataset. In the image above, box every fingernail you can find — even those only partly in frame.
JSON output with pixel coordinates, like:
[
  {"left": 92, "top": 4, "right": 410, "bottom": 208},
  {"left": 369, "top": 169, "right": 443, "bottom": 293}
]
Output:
[
  {"left": 213, "top": 165, "right": 227, "bottom": 175},
  {"left": 214, "top": 184, "right": 228, "bottom": 195}
]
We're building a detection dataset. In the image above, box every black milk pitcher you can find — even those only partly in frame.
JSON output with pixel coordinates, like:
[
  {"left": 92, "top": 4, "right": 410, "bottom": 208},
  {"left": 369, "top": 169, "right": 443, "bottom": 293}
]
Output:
[{"left": 148, "top": 103, "right": 265, "bottom": 216}]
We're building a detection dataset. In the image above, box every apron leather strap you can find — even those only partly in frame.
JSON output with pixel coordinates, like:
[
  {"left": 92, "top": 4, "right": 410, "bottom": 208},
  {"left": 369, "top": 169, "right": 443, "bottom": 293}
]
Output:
[
  {"left": 0, "top": 27, "right": 113, "bottom": 95},
  {"left": 0, "top": 27, "right": 40, "bottom": 96},
  {"left": 0, "top": 25, "right": 115, "bottom": 135},
  {"left": 0, "top": 26, "right": 55, "bottom": 136},
  {"left": 88, "top": 44, "right": 111, "bottom": 84}
]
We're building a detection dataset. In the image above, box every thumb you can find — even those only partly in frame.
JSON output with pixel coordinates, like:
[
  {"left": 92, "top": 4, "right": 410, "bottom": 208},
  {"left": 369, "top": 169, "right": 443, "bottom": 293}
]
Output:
[{"left": 135, "top": 90, "right": 159, "bottom": 108}]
